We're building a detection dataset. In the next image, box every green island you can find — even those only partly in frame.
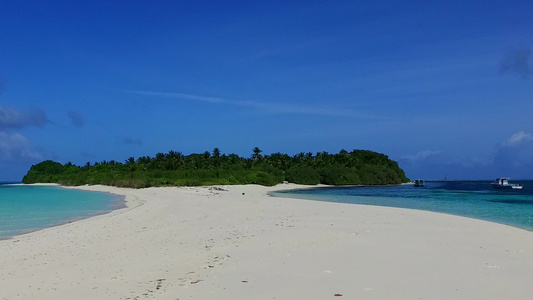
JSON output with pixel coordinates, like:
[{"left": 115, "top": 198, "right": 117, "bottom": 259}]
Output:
[{"left": 22, "top": 148, "right": 410, "bottom": 187}]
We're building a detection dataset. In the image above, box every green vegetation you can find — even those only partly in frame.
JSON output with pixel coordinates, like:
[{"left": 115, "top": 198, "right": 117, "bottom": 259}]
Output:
[{"left": 22, "top": 148, "right": 410, "bottom": 187}]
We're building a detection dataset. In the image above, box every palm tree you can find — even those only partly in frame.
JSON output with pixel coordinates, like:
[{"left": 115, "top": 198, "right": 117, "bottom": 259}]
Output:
[
  {"left": 137, "top": 156, "right": 152, "bottom": 165},
  {"left": 167, "top": 150, "right": 184, "bottom": 170},
  {"left": 251, "top": 147, "right": 263, "bottom": 161},
  {"left": 293, "top": 152, "right": 305, "bottom": 165},
  {"left": 212, "top": 147, "right": 221, "bottom": 158},
  {"left": 125, "top": 157, "right": 136, "bottom": 172},
  {"left": 212, "top": 148, "right": 221, "bottom": 167},
  {"left": 315, "top": 151, "right": 329, "bottom": 168},
  {"left": 153, "top": 152, "right": 167, "bottom": 170}
]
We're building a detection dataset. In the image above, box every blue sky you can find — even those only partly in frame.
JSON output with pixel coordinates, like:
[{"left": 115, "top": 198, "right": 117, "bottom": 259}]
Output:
[{"left": 1, "top": 0, "right": 532, "bottom": 181}]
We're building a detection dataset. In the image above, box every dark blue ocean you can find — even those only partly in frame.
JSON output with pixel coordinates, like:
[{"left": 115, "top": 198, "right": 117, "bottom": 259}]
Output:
[
  {"left": 271, "top": 180, "right": 533, "bottom": 231},
  {"left": 0, "top": 183, "right": 124, "bottom": 240}
]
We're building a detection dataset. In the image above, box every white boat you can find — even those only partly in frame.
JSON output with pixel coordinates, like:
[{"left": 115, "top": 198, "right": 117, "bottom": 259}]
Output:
[{"left": 490, "top": 178, "right": 523, "bottom": 190}]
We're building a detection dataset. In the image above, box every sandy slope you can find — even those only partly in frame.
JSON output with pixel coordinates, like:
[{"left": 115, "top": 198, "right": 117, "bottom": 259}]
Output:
[{"left": 1, "top": 184, "right": 532, "bottom": 299}]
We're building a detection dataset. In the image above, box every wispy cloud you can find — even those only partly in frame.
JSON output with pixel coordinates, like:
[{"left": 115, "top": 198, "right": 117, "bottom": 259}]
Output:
[
  {"left": 402, "top": 132, "right": 533, "bottom": 180},
  {"left": 129, "top": 90, "right": 222, "bottom": 103},
  {"left": 0, "top": 106, "right": 48, "bottom": 130},
  {"left": 502, "top": 131, "right": 533, "bottom": 147},
  {"left": 492, "top": 131, "right": 533, "bottom": 169},
  {"left": 124, "top": 89, "right": 375, "bottom": 118},
  {"left": 251, "top": 37, "right": 330, "bottom": 61},
  {"left": 123, "top": 137, "right": 143, "bottom": 146},
  {"left": 401, "top": 150, "right": 443, "bottom": 163},
  {"left": 499, "top": 49, "right": 531, "bottom": 79},
  {"left": 68, "top": 110, "right": 84, "bottom": 128}
]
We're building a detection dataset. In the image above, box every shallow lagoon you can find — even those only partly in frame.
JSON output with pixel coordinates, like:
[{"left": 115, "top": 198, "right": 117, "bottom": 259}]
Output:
[
  {"left": 271, "top": 180, "right": 533, "bottom": 230},
  {"left": 0, "top": 184, "right": 124, "bottom": 239}
]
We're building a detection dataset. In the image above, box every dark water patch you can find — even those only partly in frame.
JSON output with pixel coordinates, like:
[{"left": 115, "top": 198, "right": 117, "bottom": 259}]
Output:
[{"left": 489, "top": 199, "right": 533, "bottom": 205}]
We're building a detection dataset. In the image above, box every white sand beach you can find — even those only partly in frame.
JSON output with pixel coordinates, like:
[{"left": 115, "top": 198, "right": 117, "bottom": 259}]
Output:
[{"left": 1, "top": 184, "right": 533, "bottom": 299}]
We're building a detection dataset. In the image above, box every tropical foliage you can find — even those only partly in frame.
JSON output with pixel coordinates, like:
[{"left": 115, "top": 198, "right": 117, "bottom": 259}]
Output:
[{"left": 22, "top": 148, "right": 410, "bottom": 187}]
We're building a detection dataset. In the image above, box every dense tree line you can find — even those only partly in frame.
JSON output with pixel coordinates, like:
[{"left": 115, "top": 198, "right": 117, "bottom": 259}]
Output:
[{"left": 22, "top": 148, "right": 410, "bottom": 187}]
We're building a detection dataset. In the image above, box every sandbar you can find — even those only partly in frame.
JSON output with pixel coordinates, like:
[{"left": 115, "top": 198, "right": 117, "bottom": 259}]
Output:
[{"left": 1, "top": 184, "right": 532, "bottom": 299}]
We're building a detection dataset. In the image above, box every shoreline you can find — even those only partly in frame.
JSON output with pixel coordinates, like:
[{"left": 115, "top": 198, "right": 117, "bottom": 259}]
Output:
[
  {"left": 271, "top": 182, "right": 533, "bottom": 233},
  {"left": 1, "top": 184, "right": 533, "bottom": 299},
  {"left": 270, "top": 191, "right": 533, "bottom": 233},
  {"left": 0, "top": 184, "right": 130, "bottom": 241}
]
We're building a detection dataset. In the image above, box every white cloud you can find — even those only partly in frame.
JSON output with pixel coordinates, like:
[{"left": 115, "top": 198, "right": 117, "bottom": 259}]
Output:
[
  {"left": 491, "top": 131, "right": 533, "bottom": 170},
  {"left": 401, "top": 132, "right": 533, "bottom": 180},
  {"left": 502, "top": 131, "right": 533, "bottom": 147},
  {"left": 0, "top": 106, "right": 48, "bottom": 129},
  {"left": 0, "top": 131, "right": 43, "bottom": 162},
  {"left": 401, "top": 150, "right": 442, "bottom": 163}
]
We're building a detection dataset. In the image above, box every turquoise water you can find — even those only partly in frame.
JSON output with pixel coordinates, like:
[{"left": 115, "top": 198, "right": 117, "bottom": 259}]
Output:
[
  {"left": 271, "top": 180, "right": 533, "bottom": 230},
  {"left": 0, "top": 184, "right": 124, "bottom": 239}
]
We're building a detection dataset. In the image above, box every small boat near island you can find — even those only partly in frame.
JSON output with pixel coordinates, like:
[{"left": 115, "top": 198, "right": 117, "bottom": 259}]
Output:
[
  {"left": 490, "top": 178, "right": 523, "bottom": 190},
  {"left": 414, "top": 179, "right": 425, "bottom": 187}
]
